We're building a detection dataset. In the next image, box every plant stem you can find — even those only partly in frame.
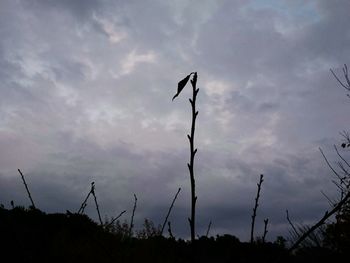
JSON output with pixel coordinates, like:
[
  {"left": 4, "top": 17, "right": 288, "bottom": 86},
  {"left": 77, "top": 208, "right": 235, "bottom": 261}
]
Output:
[
  {"left": 187, "top": 72, "right": 198, "bottom": 243},
  {"left": 17, "top": 169, "right": 36, "bottom": 209},
  {"left": 168, "top": 221, "right": 174, "bottom": 239},
  {"left": 286, "top": 209, "right": 299, "bottom": 237},
  {"left": 262, "top": 218, "right": 268, "bottom": 243},
  {"left": 250, "top": 174, "right": 264, "bottom": 243},
  {"left": 105, "top": 210, "right": 127, "bottom": 228},
  {"left": 206, "top": 221, "right": 212, "bottom": 238},
  {"left": 78, "top": 182, "right": 94, "bottom": 214},
  {"left": 91, "top": 183, "right": 103, "bottom": 225},
  {"left": 129, "top": 193, "right": 137, "bottom": 236},
  {"left": 161, "top": 187, "right": 181, "bottom": 235}
]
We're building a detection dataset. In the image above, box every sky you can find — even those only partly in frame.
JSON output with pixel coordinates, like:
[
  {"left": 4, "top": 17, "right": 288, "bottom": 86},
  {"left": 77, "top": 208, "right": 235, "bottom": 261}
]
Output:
[{"left": 1, "top": 0, "right": 350, "bottom": 242}]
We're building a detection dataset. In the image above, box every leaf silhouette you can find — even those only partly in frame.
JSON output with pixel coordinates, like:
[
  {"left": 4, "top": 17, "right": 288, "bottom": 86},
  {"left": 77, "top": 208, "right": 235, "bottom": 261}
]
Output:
[{"left": 172, "top": 74, "right": 191, "bottom": 101}]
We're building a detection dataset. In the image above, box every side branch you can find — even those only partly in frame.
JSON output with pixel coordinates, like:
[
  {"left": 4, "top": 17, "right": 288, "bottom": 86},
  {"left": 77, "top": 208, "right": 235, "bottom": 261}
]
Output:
[
  {"left": 161, "top": 188, "right": 181, "bottom": 235},
  {"left": 286, "top": 209, "right": 299, "bottom": 237},
  {"left": 288, "top": 191, "right": 350, "bottom": 252},
  {"left": 330, "top": 64, "right": 350, "bottom": 91},
  {"left": 105, "top": 210, "right": 127, "bottom": 228},
  {"left": 78, "top": 182, "right": 95, "bottom": 214}
]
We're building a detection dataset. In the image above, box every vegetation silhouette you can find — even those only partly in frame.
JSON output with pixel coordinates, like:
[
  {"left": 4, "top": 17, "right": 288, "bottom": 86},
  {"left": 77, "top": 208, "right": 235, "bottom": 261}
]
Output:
[
  {"left": 0, "top": 205, "right": 295, "bottom": 263},
  {"left": 172, "top": 72, "right": 199, "bottom": 243},
  {"left": 1, "top": 70, "right": 350, "bottom": 262}
]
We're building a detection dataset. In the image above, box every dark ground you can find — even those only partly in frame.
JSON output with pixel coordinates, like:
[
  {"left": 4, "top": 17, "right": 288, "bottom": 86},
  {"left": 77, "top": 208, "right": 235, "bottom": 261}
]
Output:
[{"left": 0, "top": 206, "right": 346, "bottom": 263}]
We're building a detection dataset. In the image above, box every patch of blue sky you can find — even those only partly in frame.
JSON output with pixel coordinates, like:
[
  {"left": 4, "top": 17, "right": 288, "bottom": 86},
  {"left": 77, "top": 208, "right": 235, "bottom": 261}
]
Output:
[{"left": 244, "top": 0, "right": 321, "bottom": 23}]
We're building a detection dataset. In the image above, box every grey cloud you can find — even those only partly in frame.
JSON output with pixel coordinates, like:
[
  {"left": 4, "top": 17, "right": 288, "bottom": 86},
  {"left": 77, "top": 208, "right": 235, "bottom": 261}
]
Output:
[
  {"left": 0, "top": 0, "right": 349, "bottom": 242},
  {"left": 26, "top": 0, "right": 102, "bottom": 21}
]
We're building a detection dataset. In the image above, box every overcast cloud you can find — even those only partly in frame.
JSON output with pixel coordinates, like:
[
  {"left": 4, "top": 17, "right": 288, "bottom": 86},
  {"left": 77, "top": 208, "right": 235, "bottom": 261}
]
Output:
[{"left": 1, "top": 0, "right": 350, "bottom": 241}]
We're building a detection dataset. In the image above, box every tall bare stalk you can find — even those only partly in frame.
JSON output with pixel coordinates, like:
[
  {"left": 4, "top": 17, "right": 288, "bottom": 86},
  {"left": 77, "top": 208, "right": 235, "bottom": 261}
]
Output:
[
  {"left": 17, "top": 169, "right": 36, "bottom": 209},
  {"left": 250, "top": 174, "right": 264, "bottom": 243},
  {"left": 173, "top": 72, "right": 199, "bottom": 242}
]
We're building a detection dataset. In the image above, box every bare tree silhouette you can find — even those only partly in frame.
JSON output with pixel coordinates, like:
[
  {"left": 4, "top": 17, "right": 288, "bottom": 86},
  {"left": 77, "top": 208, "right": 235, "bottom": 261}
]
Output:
[{"left": 287, "top": 65, "right": 350, "bottom": 252}]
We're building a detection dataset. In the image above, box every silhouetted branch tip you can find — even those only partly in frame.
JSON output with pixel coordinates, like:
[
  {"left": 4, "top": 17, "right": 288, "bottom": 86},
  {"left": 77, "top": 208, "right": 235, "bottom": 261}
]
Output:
[
  {"left": 172, "top": 72, "right": 195, "bottom": 101},
  {"left": 330, "top": 64, "right": 350, "bottom": 91}
]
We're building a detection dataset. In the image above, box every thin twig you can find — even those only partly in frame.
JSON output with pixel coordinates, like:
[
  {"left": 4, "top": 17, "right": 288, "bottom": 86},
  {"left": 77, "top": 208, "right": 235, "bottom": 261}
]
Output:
[
  {"left": 337, "top": 161, "right": 349, "bottom": 177},
  {"left": 78, "top": 182, "right": 94, "bottom": 214},
  {"left": 105, "top": 210, "right": 127, "bottom": 228},
  {"left": 129, "top": 194, "right": 137, "bottom": 236},
  {"left": 250, "top": 174, "right": 264, "bottom": 243},
  {"left": 320, "top": 190, "right": 337, "bottom": 207},
  {"left": 334, "top": 145, "right": 350, "bottom": 169},
  {"left": 330, "top": 64, "right": 350, "bottom": 91},
  {"left": 17, "top": 169, "right": 36, "bottom": 209},
  {"left": 168, "top": 221, "right": 174, "bottom": 239},
  {"left": 286, "top": 209, "right": 299, "bottom": 237},
  {"left": 332, "top": 180, "right": 346, "bottom": 193},
  {"left": 340, "top": 130, "right": 350, "bottom": 145},
  {"left": 320, "top": 148, "right": 344, "bottom": 183},
  {"left": 161, "top": 187, "right": 181, "bottom": 235},
  {"left": 262, "top": 218, "right": 269, "bottom": 243},
  {"left": 206, "top": 221, "right": 212, "bottom": 238},
  {"left": 330, "top": 69, "right": 350, "bottom": 91},
  {"left": 91, "top": 184, "right": 103, "bottom": 225}
]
